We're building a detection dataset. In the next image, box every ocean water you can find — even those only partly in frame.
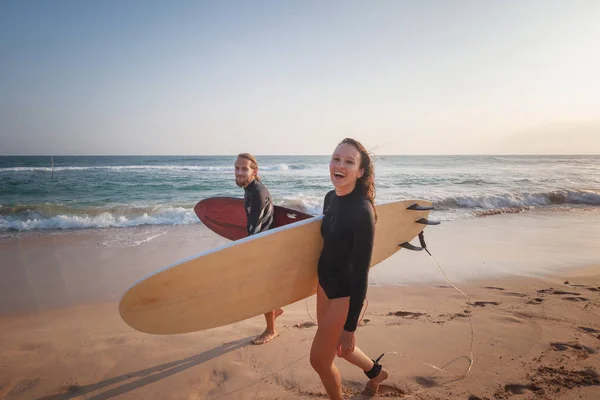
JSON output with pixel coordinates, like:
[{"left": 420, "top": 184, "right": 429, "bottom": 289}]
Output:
[{"left": 1, "top": 155, "right": 599, "bottom": 234}]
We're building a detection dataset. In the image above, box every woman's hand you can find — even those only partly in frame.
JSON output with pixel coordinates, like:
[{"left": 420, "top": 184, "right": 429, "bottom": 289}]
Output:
[{"left": 337, "top": 329, "right": 355, "bottom": 358}]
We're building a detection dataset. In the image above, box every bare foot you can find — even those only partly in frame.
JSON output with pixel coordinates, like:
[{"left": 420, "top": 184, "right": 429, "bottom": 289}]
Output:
[
  {"left": 365, "top": 368, "right": 389, "bottom": 394},
  {"left": 251, "top": 330, "right": 279, "bottom": 345},
  {"left": 251, "top": 309, "right": 284, "bottom": 345}
]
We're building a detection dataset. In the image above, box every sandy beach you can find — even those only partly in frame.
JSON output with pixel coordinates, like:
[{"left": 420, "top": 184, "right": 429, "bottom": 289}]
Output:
[
  {"left": 2, "top": 210, "right": 599, "bottom": 399},
  {"left": 3, "top": 0, "right": 600, "bottom": 398}
]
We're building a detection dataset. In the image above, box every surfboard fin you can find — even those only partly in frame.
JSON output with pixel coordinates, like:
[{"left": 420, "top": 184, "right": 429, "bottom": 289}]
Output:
[
  {"left": 399, "top": 231, "right": 430, "bottom": 252},
  {"left": 416, "top": 218, "right": 441, "bottom": 225},
  {"left": 399, "top": 241, "right": 424, "bottom": 251},
  {"left": 407, "top": 203, "right": 434, "bottom": 211}
]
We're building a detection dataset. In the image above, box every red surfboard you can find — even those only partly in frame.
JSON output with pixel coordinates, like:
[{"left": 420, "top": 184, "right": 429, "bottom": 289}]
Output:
[{"left": 194, "top": 197, "right": 314, "bottom": 241}]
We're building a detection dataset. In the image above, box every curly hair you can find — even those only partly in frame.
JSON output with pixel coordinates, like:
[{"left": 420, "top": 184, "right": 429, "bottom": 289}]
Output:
[{"left": 338, "top": 138, "right": 376, "bottom": 220}]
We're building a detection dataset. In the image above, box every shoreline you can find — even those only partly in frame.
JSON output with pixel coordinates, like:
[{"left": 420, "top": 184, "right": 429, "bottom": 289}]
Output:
[
  {"left": 1, "top": 202, "right": 599, "bottom": 239},
  {"left": 2, "top": 209, "right": 600, "bottom": 314}
]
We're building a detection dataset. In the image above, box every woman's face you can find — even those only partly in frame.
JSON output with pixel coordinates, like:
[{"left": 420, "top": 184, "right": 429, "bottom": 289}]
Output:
[{"left": 329, "top": 143, "right": 364, "bottom": 192}]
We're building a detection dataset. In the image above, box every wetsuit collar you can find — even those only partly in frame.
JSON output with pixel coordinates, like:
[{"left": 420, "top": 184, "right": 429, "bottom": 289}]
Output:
[
  {"left": 335, "top": 184, "right": 361, "bottom": 198},
  {"left": 244, "top": 179, "right": 257, "bottom": 191}
]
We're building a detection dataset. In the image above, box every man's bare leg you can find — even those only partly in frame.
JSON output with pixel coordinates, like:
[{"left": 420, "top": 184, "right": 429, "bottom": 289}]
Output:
[{"left": 251, "top": 308, "right": 284, "bottom": 345}]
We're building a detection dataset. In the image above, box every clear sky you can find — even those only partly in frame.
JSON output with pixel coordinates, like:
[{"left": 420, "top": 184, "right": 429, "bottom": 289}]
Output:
[{"left": 1, "top": 0, "right": 599, "bottom": 155}]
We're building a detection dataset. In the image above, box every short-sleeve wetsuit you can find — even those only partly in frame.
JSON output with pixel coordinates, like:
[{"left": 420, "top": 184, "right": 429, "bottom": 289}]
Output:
[
  {"left": 244, "top": 179, "right": 275, "bottom": 235},
  {"left": 317, "top": 186, "right": 376, "bottom": 332}
]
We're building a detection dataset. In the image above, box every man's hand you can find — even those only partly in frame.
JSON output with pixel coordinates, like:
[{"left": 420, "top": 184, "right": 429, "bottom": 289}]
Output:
[{"left": 337, "top": 329, "right": 355, "bottom": 358}]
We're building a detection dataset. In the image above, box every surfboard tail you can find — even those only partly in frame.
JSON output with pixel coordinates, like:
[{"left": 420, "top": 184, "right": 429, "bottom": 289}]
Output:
[{"left": 401, "top": 201, "right": 440, "bottom": 251}]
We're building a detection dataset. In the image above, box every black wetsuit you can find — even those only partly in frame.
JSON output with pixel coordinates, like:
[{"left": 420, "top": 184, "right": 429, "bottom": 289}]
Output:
[
  {"left": 317, "top": 187, "right": 376, "bottom": 332},
  {"left": 244, "top": 179, "right": 275, "bottom": 235}
]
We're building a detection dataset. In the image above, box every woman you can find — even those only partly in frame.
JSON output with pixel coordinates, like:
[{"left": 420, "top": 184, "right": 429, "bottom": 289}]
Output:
[{"left": 310, "top": 138, "right": 389, "bottom": 399}]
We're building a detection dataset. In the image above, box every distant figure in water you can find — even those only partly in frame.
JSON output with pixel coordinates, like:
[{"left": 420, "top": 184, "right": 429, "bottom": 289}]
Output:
[
  {"left": 234, "top": 152, "right": 283, "bottom": 345},
  {"left": 310, "top": 138, "right": 389, "bottom": 398}
]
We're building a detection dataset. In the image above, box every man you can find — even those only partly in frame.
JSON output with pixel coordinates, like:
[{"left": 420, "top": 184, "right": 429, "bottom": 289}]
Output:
[{"left": 234, "top": 153, "right": 283, "bottom": 345}]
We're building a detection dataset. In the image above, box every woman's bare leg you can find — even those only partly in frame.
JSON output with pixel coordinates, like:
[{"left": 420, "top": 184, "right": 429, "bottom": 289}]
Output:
[
  {"left": 342, "top": 346, "right": 374, "bottom": 370},
  {"left": 341, "top": 335, "right": 389, "bottom": 393},
  {"left": 311, "top": 285, "right": 389, "bottom": 396},
  {"left": 316, "top": 284, "right": 328, "bottom": 324},
  {"left": 310, "top": 285, "right": 348, "bottom": 399}
]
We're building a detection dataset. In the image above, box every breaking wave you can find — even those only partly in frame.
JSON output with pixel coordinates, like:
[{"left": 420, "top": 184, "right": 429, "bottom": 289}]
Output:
[
  {"left": 433, "top": 189, "right": 600, "bottom": 210},
  {"left": 0, "top": 205, "right": 198, "bottom": 231},
  {"left": 0, "top": 163, "right": 310, "bottom": 173}
]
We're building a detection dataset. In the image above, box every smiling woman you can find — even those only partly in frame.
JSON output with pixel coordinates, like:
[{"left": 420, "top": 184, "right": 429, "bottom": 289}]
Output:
[
  {"left": 310, "top": 138, "right": 387, "bottom": 399},
  {"left": 329, "top": 142, "right": 363, "bottom": 195},
  {"left": 330, "top": 138, "right": 377, "bottom": 220}
]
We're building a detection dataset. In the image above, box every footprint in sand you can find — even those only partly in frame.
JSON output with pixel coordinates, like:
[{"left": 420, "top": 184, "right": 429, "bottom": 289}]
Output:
[
  {"left": 537, "top": 288, "right": 581, "bottom": 296},
  {"left": 503, "top": 383, "right": 544, "bottom": 395},
  {"left": 526, "top": 298, "right": 544, "bottom": 305},
  {"left": 579, "top": 326, "right": 600, "bottom": 339},
  {"left": 472, "top": 301, "right": 500, "bottom": 307},
  {"left": 468, "top": 396, "right": 491, "bottom": 400},
  {"left": 369, "top": 384, "right": 406, "bottom": 396},
  {"left": 550, "top": 342, "right": 597, "bottom": 355},
  {"left": 563, "top": 296, "right": 589, "bottom": 302},
  {"left": 484, "top": 287, "right": 527, "bottom": 297},
  {"left": 536, "top": 366, "right": 600, "bottom": 389},
  {"left": 432, "top": 312, "right": 470, "bottom": 324},
  {"left": 293, "top": 321, "right": 317, "bottom": 329},
  {"left": 388, "top": 311, "right": 427, "bottom": 318},
  {"left": 499, "top": 316, "right": 524, "bottom": 324},
  {"left": 59, "top": 384, "right": 82, "bottom": 394},
  {"left": 504, "top": 292, "right": 528, "bottom": 297},
  {"left": 414, "top": 376, "right": 439, "bottom": 388},
  {"left": 7, "top": 378, "right": 41, "bottom": 397},
  {"left": 449, "top": 312, "right": 470, "bottom": 320}
]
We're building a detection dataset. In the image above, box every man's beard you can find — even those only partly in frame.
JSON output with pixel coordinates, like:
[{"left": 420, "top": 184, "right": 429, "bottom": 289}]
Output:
[{"left": 236, "top": 176, "right": 250, "bottom": 187}]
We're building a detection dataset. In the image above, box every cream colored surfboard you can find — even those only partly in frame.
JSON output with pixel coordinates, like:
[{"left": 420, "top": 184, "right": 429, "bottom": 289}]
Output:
[{"left": 119, "top": 200, "right": 435, "bottom": 334}]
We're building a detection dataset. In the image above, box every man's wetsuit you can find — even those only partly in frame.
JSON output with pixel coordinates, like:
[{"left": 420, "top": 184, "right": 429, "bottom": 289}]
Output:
[
  {"left": 244, "top": 179, "right": 275, "bottom": 235},
  {"left": 317, "top": 187, "right": 376, "bottom": 332}
]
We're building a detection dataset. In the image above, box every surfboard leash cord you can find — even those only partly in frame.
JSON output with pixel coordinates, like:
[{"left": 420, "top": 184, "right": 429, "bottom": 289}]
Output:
[
  {"left": 386, "top": 231, "right": 475, "bottom": 379},
  {"left": 345, "top": 230, "right": 474, "bottom": 385}
]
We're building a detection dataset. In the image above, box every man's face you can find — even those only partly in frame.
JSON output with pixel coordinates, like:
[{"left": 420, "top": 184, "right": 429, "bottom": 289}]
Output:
[{"left": 234, "top": 157, "right": 256, "bottom": 188}]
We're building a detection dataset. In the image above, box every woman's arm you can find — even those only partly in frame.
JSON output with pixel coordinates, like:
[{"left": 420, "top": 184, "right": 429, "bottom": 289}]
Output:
[{"left": 343, "top": 201, "right": 375, "bottom": 332}]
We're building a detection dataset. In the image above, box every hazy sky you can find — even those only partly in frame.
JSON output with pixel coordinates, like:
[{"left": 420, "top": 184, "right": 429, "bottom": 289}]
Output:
[{"left": 1, "top": 1, "right": 599, "bottom": 155}]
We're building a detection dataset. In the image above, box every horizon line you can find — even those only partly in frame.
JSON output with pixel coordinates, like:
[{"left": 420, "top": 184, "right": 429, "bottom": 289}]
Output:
[{"left": 1, "top": 153, "right": 599, "bottom": 158}]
